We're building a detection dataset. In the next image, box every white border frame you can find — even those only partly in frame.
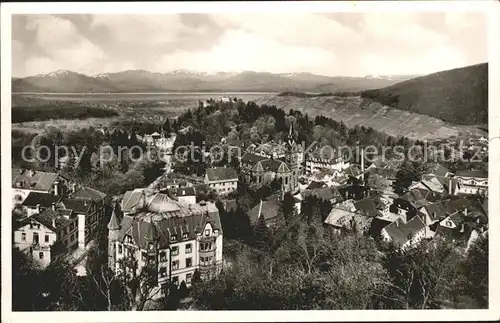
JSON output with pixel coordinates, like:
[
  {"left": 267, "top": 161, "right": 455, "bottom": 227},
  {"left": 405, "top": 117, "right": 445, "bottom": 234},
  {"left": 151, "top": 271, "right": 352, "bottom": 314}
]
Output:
[{"left": 2, "top": 1, "right": 499, "bottom": 322}]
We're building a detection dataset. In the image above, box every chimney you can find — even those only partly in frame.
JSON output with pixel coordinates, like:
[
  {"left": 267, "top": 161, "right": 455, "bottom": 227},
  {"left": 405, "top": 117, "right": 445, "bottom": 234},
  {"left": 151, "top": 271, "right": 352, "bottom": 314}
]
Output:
[
  {"left": 30, "top": 170, "right": 36, "bottom": 177},
  {"left": 464, "top": 208, "right": 468, "bottom": 216},
  {"left": 53, "top": 180, "right": 59, "bottom": 196},
  {"left": 52, "top": 218, "right": 56, "bottom": 228},
  {"left": 52, "top": 202, "right": 56, "bottom": 211},
  {"left": 448, "top": 178, "right": 453, "bottom": 195},
  {"left": 36, "top": 204, "right": 41, "bottom": 214}
]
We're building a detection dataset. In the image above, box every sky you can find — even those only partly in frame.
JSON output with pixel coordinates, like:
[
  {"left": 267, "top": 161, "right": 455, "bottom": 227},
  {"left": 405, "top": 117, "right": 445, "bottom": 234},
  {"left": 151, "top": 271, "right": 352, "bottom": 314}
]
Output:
[{"left": 12, "top": 12, "right": 487, "bottom": 78}]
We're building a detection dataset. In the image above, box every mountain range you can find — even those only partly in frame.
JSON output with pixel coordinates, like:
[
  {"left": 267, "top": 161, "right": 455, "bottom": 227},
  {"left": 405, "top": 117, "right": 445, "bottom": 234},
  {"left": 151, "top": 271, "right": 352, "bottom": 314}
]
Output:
[{"left": 12, "top": 69, "right": 419, "bottom": 93}]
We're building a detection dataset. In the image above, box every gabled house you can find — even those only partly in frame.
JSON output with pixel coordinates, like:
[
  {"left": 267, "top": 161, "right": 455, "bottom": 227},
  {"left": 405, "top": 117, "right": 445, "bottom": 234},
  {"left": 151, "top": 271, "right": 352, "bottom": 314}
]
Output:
[
  {"left": 381, "top": 215, "right": 426, "bottom": 249},
  {"left": 13, "top": 207, "right": 79, "bottom": 268},
  {"left": 59, "top": 186, "right": 106, "bottom": 249},
  {"left": 109, "top": 190, "right": 223, "bottom": 295},
  {"left": 20, "top": 192, "right": 60, "bottom": 217},
  {"left": 247, "top": 195, "right": 282, "bottom": 230},
  {"left": 175, "top": 187, "right": 197, "bottom": 205},
  {"left": 12, "top": 169, "right": 66, "bottom": 206},
  {"left": 205, "top": 167, "right": 238, "bottom": 195},
  {"left": 453, "top": 169, "right": 488, "bottom": 196}
]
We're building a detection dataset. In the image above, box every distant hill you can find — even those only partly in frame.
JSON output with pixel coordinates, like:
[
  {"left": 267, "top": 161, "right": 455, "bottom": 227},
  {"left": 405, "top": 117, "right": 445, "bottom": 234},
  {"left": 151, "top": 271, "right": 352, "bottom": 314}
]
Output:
[
  {"left": 360, "top": 63, "right": 488, "bottom": 126},
  {"left": 12, "top": 69, "right": 418, "bottom": 94}
]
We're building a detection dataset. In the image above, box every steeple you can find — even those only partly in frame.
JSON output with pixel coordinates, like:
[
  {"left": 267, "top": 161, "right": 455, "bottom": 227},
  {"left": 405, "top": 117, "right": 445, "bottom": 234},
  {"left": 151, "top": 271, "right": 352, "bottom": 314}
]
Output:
[{"left": 108, "top": 207, "right": 121, "bottom": 231}]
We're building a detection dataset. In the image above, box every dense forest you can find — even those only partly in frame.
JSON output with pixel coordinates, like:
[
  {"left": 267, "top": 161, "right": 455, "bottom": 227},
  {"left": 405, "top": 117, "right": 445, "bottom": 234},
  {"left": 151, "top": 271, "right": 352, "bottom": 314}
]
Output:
[{"left": 12, "top": 105, "right": 119, "bottom": 123}]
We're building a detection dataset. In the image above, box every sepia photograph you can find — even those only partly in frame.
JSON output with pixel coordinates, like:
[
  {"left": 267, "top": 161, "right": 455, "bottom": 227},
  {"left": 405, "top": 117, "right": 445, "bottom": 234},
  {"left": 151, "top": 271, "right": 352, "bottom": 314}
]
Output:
[{"left": 1, "top": 1, "right": 499, "bottom": 322}]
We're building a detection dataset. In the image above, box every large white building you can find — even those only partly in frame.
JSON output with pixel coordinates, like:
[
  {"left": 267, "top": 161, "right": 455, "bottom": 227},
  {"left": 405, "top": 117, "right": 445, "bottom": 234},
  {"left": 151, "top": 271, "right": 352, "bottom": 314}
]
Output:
[
  {"left": 453, "top": 169, "right": 488, "bottom": 196},
  {"left": 109, "top": 188, "right": 223, "bottom": 298}
]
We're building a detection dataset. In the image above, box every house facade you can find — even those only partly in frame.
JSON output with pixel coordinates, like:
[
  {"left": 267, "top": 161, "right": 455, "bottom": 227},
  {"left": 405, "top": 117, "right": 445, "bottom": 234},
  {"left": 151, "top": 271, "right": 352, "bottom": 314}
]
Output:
[
  {"left": 13, "top": 208, "right": 79, "bottom": 268},
  {"left": 205, "top": 167, "right": 238, "bottom": 195},
  {"left": 453, "top": 170, "right": 488, "bottom": 196},
  {"left": 12, "top": 169, "right": 70, "bottom": 207},
  {"left": 109, "top": 189, "right": 223, "bottom": 298}
]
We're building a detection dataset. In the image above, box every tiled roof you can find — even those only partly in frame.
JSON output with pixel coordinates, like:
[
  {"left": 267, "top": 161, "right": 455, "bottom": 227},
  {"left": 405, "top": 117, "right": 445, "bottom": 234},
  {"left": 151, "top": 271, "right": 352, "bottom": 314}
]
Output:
[
  {"left": 353, "top": 197, "right": 382, "bottom": 217},
  {"left": 71, "top": 186, "right": 106, "bottom": 201},
  {"left": 368, "top": 217, "right": 392, "bottom": 237},
  {"left": 28, "top": 208, "right": 75, "bottom": 232},
  {"left": 255, "top": 159, "right": 289, "bottom": 173},
  {"left": 247, "top": 195, "right": 281, "bottom": 225},
  {"left": 12, "top": 169, "right": 59, "bottom": 192},
  {"left": 206, "top": 167, "right": 238, "bottom": 182},
  {"left": 176, "top": 186, "right": 196, "bottom": 197},
  {"left": 21, "top": 192, "right": 59, "bottom": 207},
  {"left": 422, "top": 202, "right": 448, "bottom": 222},
  {"left": 116, "top": 201, "right": 221, "bottom": 249},
  {"left": 324, "top": 206, "right": 372, "bottom": 232},
  {"left": 383, "top": 215, "right": 425, "bottom": 245},
  {"left": 241, "top": 153, "right": 267, "bottom": 166}
]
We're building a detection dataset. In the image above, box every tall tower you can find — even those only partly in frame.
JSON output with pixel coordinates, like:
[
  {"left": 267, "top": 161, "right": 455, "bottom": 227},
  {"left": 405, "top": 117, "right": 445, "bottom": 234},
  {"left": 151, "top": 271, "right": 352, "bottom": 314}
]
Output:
[
  {"left": 144, "top": 221, "right": 159, "bottom": 284},
  {"left": 107, "top": 206, "right": 122, "bottom": 271},
  {"left": 285, "top": 122, "right": 299, "bottom": 193}
]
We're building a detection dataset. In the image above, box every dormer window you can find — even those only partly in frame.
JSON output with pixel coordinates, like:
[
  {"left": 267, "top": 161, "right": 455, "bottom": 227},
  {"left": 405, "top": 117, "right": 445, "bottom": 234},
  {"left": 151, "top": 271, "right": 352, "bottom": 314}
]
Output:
[
  {"left": 205, "top": 229, "right": 210, "bottom": 236},
  {"left": 171, "top": 235, "right": 177, "bottom": 242},
  {"left": 183, "top": 232, "right": 188, "bottom": 239}
]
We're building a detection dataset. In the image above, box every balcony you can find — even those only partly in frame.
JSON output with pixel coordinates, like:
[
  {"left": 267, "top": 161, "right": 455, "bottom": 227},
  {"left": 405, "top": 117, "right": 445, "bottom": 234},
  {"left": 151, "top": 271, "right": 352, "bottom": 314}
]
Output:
[{"left": 198, "top": 249, "right": 215, "bottom": 257}]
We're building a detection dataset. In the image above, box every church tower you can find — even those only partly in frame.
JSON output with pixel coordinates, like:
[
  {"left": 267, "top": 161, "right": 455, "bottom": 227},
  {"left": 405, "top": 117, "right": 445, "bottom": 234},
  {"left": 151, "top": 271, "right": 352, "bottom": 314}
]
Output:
[
  {"left": 107, "top": 204, "right": 122, "bottom": 270},
  {"left": 284, "top": 122, "right": 300, "bottom": 193}
]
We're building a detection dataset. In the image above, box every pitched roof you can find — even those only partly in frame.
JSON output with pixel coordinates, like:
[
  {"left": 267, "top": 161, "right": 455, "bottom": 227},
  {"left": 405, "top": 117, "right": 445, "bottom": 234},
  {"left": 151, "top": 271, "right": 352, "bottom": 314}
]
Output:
[
  {"left": 116, "top": 201, "right": 221, "bottom": 249},
  {"left": 31, "top": 208, "right": 76, "bottom": 232},
  {"left": 206, "top": 167, "right": 238, "bottom": 182},
  {"left": 368, "top": 217, "right": 392, "bottom": 237},
  {"left": 455, "top": 169, "right": 488, "bottom": 179},
  {"left": 353, "top": 197, "right": 382, "bottom": 217},
  {"left": 176, "top": 186, "right": 196, "bottom": 197},
  {"left": 71, "top": 186, "right": 106, "bottom": 201},
  {"left": 421, "top": 202, "right": 448, "bottom": 222},
  {"left": 59, "top": 198, "right": 92, "bottom": 214},
  {"left": 255, "top": 159, "right": 289, "bottom": 173},
  {"left": 324, "top": 205, "right": 372, "bottom": 232},
  {"left": 343, "top": 165, "right": 363, "bottom": 178},
  {"left": 241, "top": 153, "right": 267, "bottom": 166},
  {"left": 383, "top": 215, "right": 425, "bottom": 245},
  {"left": 21, "top": 192, "right": 59, "bottom": 207},
  {"left": 12, "top": 169, "right": 59, "bottom": 192},
  {"left": 247, "top": 195, "right": 281, "bottom": 225}
]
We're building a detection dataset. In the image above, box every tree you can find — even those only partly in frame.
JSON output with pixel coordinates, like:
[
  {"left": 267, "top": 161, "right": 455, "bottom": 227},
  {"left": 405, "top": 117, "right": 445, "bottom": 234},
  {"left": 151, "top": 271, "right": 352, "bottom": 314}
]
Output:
[
  {"left": 253, "top": 214, "right": 272, "bottom": 250},
  {"left": 282, "top": 192, "right": 296, "bottom": 225}
]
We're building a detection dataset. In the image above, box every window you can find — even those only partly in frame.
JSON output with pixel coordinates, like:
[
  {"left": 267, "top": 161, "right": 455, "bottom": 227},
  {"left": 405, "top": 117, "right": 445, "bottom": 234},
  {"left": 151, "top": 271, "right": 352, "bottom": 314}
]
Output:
[
  {"left": 171, "top": 246, "right": 179, "bottom": 256},
  {"left": 183, "top": 232, "right": 188, "bottom": 239},
  {"left": 45, "top": 235, "right": 50, "bottom": 243},
  {"left": 159, "top": 267, "right": 167, "bottom": 278},
  {"left": 70, "top": 223, "right": 74, "bottom": 231},
  {"left": 171, "top": 235, "right": 177, "bottom": 242},
  {"left": 161, "top": 283, "right": 168, "bottom": 296},
  {"left": 70, "top": 234, "right": 75, "bottom": 242},
  {"left": 159, "top": 251, "right": 167, "bottom": 262},
  {"left": 142, "top": 252, "right": 147, "bottom": 261},
  {"left": 186, "top": 273, "right": 192, "bottom": 284},
  {"left": 185, "top": 243, "right": 192, "bottom": 254},
  {"left": 21, "top": 233, "right": 26, "bottom": 241},
  {"left": 172, "top": 260, "right": 179, "bottom": 270},
  {"left": 205, "top": 229, "right": 210, "bottom": 236},
  {"left": 33, "top": 232, "right": 39, "bottom": 244},
  {"left": 39, "top": 252, "right": 44, "bottom": 259},
  {"left": 172, "top": 276, "right": 179, "bottom": 285},
  {"left": 118, "top": 244, "right": 123, "bottom": 254},
  {"left": 186, "top": 257, "right": 192, "bottom": 268}
]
